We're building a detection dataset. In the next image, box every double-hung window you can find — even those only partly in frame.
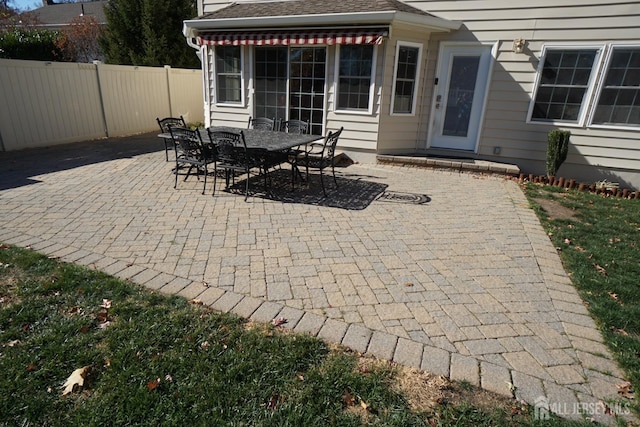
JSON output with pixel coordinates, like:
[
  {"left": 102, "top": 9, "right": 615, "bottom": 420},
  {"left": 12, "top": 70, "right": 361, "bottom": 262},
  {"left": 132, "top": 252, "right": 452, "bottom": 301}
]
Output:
[
  {"left": 336, "top": 45, "right": 375, "bottom": 113},
  {"left": 529, "top": 44, "right": 640, "bottom": 129},
  {"left": 529, "top": 47, "right": 601, "bottom": 125},
  {"left": 591, "top": 46, "right": 640, "bottom": 128},
  {"left": 391, "top": 42, "right": 422, "bottom": 115},
  {"left": 214, "top": 46, "right": 243, "bottom": 105}
]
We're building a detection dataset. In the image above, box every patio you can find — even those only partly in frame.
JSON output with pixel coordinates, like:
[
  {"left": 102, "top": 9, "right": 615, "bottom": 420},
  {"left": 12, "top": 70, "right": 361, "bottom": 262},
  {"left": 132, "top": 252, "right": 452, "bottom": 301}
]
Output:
[{"left": 0, "top": 132, "right": 630, "bottom": 424}]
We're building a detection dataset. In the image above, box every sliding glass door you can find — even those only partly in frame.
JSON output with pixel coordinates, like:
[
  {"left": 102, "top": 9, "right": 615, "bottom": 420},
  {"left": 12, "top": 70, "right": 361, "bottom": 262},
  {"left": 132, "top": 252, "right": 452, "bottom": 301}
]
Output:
[{"left": 254, "top": 46, "right": 326, "bottom": 134}]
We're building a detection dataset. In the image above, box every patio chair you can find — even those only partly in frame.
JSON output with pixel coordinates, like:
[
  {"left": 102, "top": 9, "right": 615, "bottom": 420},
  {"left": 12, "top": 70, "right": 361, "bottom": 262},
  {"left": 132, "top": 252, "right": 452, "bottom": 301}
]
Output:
[
  {"left": 207, "top": 128, "right": 266, "bottom": 201},
  {"left": 247, "top": 116, "right": 276, "bottom": 131},
  {"left": 156, "top": 115, "right": 186, "bottom": 161},
  {"left": 296, "top": 127, "right": 343, "bottom": 196},
  {"left": 280, "top": 119, "right": 310, "bottom": 135},
  {"left": 169, "top": 126, "right": 214, "bottom": 195}
]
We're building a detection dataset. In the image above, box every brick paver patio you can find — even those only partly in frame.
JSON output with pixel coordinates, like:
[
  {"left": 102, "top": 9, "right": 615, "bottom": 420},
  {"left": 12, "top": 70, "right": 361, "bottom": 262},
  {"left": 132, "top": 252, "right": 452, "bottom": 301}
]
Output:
[{"left": 0, "top": 133, "right": 633, "bottom": 424}]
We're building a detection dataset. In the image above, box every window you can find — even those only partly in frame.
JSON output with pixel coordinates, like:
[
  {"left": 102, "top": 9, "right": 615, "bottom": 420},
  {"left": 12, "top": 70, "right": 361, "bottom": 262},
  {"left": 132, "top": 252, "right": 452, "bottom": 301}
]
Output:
[
  {"left": 591, "top": 47, "right": 640, "bottom": 127},
  {"left": 215, "top": 46, "right": 242, "bottom": 104},
  {"left": 530, "top": 48, "right": 600, "bottom": 124},
  {"left": 336, "top": 45, "right": 375, "bottom": 112},
  {"left": 391, "top": 42, "right": 422, "bottom": 115}
]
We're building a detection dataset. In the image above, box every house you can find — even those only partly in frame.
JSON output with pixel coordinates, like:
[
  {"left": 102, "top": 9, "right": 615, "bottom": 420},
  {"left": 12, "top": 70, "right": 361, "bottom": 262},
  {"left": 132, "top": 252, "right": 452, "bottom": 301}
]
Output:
[
  {"left": 182, "top": 0, "right": 640, "bottom": 189},
  {"left": 30, "top": 0, "right": 107, "bottom": 31}
]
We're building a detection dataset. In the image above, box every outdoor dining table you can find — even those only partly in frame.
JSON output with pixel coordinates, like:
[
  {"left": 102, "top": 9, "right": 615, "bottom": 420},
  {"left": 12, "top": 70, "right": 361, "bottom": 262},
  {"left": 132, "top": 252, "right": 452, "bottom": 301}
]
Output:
[
  {"left": 158, "top": 126, "right": 323, "bottom": 152},
  {"left": 158, "top": 125, "right": 324, "bottom": 192}
]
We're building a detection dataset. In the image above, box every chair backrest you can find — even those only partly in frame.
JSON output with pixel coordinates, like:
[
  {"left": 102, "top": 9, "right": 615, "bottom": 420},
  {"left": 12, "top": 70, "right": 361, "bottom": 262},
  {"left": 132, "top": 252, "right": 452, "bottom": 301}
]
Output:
[
  {"left": 247, "top": 116, "right": 275, "bottom": 131},
  {"left": 157, "top": 116, "right": 186, "bottom": 133},
  {"left": 169, "top": 126, "right": 204, "bottom": 160},
  {"left": 208, "top": 129, "right": 248, "bottom": 166},
  {"left": 321, "top": 127, "right": 344, "bottom": 160},
  {"left": 281, "top": 119, "right": 309, "bottom": 135}
]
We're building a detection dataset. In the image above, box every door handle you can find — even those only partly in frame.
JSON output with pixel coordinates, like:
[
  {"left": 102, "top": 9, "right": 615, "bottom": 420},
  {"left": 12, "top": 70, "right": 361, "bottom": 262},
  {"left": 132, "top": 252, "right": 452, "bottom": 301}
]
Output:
[{"left": 436, "top": 94, "right": 442, "bottom": 109}]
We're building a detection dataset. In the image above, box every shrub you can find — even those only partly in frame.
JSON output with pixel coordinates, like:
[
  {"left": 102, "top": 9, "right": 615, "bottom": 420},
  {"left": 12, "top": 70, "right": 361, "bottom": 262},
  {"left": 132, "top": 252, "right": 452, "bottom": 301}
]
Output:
[
  {"left": 0, "top": 28, "right": 64, "bottom": 61},
  {"left": 546, "top": 129, "right": 570, "bottom": 177}
]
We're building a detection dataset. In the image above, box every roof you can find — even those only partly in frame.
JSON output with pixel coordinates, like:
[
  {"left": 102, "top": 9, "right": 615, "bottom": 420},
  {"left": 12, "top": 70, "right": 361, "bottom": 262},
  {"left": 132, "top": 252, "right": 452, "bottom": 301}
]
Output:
[
  {"left": 198, "top": 0, "right": 436, "bottom": 20},
  {"left": 31, "top": 1, "right": 107, "bottom": 28},
  {"left": 184, "top": 0, "right": 460, "bottom": 36}
]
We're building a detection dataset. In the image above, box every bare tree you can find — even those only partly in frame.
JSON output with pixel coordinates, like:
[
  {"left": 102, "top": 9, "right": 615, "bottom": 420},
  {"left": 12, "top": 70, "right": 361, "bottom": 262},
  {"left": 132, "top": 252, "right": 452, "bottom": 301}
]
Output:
[{"left": 55, "top": 15, "right": 102, "bottom": 62}]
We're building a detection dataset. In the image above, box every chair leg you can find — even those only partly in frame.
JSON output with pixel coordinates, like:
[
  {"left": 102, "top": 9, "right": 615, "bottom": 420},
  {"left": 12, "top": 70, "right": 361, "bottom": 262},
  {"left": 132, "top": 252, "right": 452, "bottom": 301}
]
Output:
[
  {"left": 319, "top": 168, "right": 327, "bottom": 197},
  {"left": 174, "top": 161, "right": 179, "bottom": 189},
  {"left": 202, "top": 165, "right": 207, "bottom": 195},
  {"left": 212, "top": 164, "right": 217, "bottom": 196},
  {"left": 244, "top": 166, "right": 250, "bottom": 201},
  {"left": 331, "top": 164, "right": 338, "bottom": 187}
]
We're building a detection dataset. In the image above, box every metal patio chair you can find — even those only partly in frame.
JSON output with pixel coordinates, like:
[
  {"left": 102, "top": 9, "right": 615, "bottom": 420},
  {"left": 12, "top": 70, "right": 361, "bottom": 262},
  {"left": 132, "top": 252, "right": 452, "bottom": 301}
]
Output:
[
  {"left": 169, "top": 126, "right": 214, "bottom": 195},
  {"left": 156, "top": 115, "right": 186, "bottom": 161},
  {"left": 207, "top": 128, "right": 265, "bottom": 201},
  {"left": 296, "top": 127, "right": 344, "bottom": 196}
]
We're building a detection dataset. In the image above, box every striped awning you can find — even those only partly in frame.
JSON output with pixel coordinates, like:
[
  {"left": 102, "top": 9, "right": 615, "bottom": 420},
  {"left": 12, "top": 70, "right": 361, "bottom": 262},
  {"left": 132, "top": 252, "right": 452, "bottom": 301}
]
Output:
[{"left": 196, "top": 28, "right": 387, "bottom": 46}]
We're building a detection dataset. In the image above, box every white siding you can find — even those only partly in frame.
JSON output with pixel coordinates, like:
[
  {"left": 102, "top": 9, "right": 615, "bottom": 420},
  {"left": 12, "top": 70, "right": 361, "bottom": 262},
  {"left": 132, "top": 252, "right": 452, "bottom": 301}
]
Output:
[{"left": 406, "top": 0, "right": 640, "bottom": 187}]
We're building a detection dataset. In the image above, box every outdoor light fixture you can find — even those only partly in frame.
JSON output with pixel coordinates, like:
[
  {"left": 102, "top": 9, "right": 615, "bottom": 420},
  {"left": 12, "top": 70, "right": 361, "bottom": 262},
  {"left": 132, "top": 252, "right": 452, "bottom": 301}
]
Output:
[{"left": 513, "top": 38, "right": 525, "bottom": 53}]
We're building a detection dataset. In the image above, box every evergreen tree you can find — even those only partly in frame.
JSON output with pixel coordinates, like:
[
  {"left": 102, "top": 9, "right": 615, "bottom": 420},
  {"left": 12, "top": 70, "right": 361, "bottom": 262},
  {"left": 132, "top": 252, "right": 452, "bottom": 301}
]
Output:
[{"left": 100, "top": 0, "right": 199, "bottom": 69}]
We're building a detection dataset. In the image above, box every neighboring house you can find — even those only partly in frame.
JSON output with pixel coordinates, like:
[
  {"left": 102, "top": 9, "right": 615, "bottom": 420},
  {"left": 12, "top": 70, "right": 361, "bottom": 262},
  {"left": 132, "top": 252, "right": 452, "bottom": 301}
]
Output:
[
  {"left": 183, "top": 0, "right": 640, "bottom": 189},
  {"left": 30, "top": 0, "right": 107, "bottom": 31}
]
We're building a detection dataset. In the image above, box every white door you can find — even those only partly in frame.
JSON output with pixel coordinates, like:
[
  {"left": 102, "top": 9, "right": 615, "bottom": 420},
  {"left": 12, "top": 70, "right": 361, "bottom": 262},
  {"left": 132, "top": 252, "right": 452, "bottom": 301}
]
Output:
[{"left": 430, "top": 44, "right": 493, "bottom": 151}]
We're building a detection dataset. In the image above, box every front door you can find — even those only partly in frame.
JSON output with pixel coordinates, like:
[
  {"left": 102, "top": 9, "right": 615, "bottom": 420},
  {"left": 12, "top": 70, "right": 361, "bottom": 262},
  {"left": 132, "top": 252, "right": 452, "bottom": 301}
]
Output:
[{"left": 430, "top": 44, "right": 493, "bottom": 151}]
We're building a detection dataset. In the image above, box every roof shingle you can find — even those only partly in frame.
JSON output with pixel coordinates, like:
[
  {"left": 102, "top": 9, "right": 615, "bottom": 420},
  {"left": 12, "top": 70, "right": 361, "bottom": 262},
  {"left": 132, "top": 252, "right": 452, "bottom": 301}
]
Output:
[{"left": 199, "top": 0, "right": 435, "bottom": 20}]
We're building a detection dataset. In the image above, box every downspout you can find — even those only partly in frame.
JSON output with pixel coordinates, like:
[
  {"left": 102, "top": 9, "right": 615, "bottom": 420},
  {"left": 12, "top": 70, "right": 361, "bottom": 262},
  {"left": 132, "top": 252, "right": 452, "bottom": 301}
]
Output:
[{"left": 186, "top": 36, "right": 210, "bottom": 127}]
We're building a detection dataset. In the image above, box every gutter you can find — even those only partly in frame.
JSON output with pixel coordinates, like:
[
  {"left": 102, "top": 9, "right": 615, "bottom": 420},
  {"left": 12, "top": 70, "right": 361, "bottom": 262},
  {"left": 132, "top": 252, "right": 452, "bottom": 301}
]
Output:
[{"left": 183, "top": 10, "right": 460, "bottom": 39}]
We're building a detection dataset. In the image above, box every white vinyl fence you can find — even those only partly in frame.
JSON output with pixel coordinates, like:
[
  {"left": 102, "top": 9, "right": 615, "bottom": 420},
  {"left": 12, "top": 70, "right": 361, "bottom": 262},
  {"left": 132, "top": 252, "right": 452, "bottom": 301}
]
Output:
[{"left": 0, "top": 59, "right": 204, "bottom": 151}]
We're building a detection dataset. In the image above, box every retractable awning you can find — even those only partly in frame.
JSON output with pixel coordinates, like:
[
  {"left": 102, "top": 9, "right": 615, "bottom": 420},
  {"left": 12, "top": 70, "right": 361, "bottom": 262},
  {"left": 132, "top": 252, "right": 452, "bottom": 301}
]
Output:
[{"left": 195, "top": 28, "right": 388, "bottom": 46}]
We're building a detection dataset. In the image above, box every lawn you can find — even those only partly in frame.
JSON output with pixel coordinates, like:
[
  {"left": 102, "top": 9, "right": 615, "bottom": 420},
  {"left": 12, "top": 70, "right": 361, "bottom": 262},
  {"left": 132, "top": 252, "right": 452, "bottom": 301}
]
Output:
[
  {"left": 0, "top": 242, "right": 596, "bottom": 426},
  {"left": 524, "top": 183, "right": 640, "bottom": 421}
]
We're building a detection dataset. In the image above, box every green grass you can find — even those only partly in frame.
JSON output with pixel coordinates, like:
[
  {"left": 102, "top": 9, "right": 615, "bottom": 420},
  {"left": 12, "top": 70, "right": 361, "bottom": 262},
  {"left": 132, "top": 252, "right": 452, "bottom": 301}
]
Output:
[
  {"left": 524, "top": 183, "right": 640, "bottom": 417},
  {"left": 0, "top": 240, "right": 622, "bottom": 426}
]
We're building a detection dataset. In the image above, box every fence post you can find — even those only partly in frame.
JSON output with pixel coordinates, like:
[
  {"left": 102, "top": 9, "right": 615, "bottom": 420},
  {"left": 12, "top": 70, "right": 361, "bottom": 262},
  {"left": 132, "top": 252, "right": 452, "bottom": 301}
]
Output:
[
  {"left": 93, "top": 60, "right": 110, "bottom": 138},
  {"left": 165, "top": 65, "right": 173, "bottom": 118}
]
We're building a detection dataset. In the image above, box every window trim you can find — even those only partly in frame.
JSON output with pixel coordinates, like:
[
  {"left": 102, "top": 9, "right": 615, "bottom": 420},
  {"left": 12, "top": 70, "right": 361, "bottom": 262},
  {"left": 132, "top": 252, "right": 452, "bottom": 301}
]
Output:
[
  {"left": 390, "top": 41, "right": 423, "bottom": 116},
  {"left": 526, "top": 44, "right": 604, "bottom": 127},
  {"left": 333, "top": 44, "right": 377, "bottom": 115},
  {"left": 213, "top": 45, "right": 245, "bottom": 107},
  {"left": 588, "top": 43, "right": 640, "bottom": 131}
]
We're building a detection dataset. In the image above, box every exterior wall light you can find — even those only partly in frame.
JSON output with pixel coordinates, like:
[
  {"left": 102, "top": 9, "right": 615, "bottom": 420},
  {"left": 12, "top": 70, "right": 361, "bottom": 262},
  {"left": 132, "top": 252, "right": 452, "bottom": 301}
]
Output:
[{"left": 513, "top": 38, "right": 526, "bottom": 53}]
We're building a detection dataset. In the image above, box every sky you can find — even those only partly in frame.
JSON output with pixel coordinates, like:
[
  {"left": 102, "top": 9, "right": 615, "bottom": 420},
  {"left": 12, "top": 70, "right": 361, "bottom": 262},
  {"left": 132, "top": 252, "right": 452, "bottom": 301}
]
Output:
[{"left": 11, "top": 0, "right": 46, "bottom": 12}]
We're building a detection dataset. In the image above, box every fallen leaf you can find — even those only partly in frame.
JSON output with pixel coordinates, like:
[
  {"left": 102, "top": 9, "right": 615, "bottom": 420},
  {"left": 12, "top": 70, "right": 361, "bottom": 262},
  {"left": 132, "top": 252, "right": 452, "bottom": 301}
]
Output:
[
  {"left": 26, "top": 364, "right": 37, "bottom": 372},
  {"left": 270, "top": 317, "right": 287, "bottom": 326},
  {"left": 97, "top": 321, "right": 111, "bottom": 329},
  {"left": 6, "top": 340, "right": 20, "bottom": 347},
  {"left": 594, "top": 264, "right": 607, "bottom": 276},
  {"left": 360, "top": 400, "right": 369, "bottom": 411},
  {"left": 165, "top": 374, "right": 173, "bottom": 382},
  {"left": 598, "top": 401, "right": 613, "bottom": 415},
  {"left": 405, "top": 282, "right": 414, "bottom": 287},
  {"left": 564, "top": 238, "right": 571, "bottom": 245},
  {"left": 267, "top": 393, "right": 279, "bottom": 410},
  {"left": 616, "top": 381, "right": 634, "bottom": 399},
  {"left": 200, "top": 341, "right": 210, "bottom": 350},
  {"left": 296, "top": 373, "right": 304, "bottom": 381},
  {"left": 608, "top": 291, "right": 619, "bottom": 301},
  {"left": 202, "top": 281, "right": 209, "bottom": 287},
  {"left": 61, "top": 365, "right": 91, "bottom": 396},
  {"left": 573, "top": 245, "right": 585, "bottom": 252},
  {"left": 189, "top": 299, "right": 203, "bottom": 305},
  {"left": 99, "top": 299, "right": 112, "bottom": 310},
  {"left": 147, "top": 378, "right": 160, "bottom": 391},
  {"left": 342, "top": 391, "right": 356, "bottom": 407}
]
